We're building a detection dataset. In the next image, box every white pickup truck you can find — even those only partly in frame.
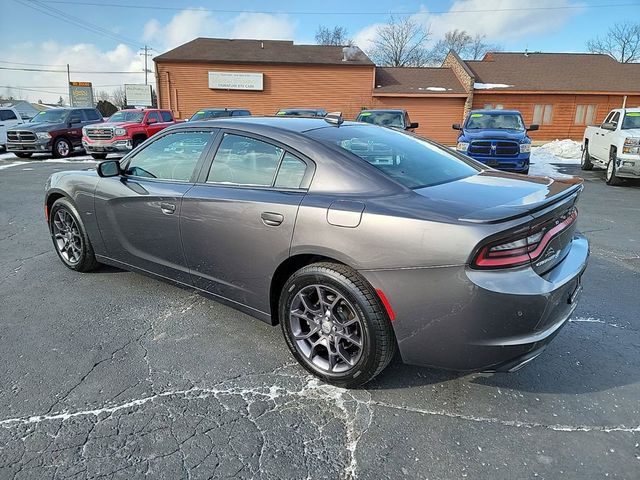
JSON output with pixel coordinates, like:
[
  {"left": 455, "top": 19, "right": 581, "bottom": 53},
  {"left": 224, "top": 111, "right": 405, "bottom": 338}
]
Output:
[
  {"left": 582, "top": 107, "right": 640, "bottom": 186},
  {"left": 0, "top": 107, "right": 28, "bottom": 151}
]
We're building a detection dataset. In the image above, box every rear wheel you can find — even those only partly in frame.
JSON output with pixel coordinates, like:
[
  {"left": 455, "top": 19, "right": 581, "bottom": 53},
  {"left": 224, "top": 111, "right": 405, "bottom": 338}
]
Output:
[
  {"left": 280, "top": 262, "right": 396, "bottom": 388},
  {"left": 49, "top": 198, "right": 99, "bottom": 272},
  {"left": 91, "top": 153, "right": 107, "bottom": 160},
  {"left": 14, "top": 152, "right": 32, "bottom": 158},
  {"left": 53, "top": 137, "right": 72, "bottom": 158},
  {"left": 605, "top": 147, "right": 623, "bottom": 186},
  {"left": 581, "top": 142, "right": 594, "bottom": 170}
]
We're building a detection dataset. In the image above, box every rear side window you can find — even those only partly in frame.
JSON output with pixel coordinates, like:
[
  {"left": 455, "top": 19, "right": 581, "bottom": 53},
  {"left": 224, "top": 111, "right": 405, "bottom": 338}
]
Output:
[
  {"left": 161, "top": 111, "right": 173, "bottom": 122},
  {"left": 207, "top": 134, "right": 284, "bottom": 186},
  {"left": 274, "top": 153, "right": 307, "bottom": 189},
  {"left": 308, "top": 125, "right": 479, "bottom": 189},
  {"left": 0, "top": 110, "right": 18, "bottom": 121}
]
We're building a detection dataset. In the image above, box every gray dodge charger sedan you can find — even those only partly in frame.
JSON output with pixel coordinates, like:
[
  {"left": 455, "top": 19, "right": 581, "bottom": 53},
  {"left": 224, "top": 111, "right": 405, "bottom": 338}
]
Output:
[{"left": 45, "top": 116, "right": 588, "bottom": 388}]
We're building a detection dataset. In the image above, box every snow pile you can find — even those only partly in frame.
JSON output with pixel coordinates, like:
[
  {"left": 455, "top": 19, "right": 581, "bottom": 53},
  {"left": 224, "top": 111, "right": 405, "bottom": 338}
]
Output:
[
  {"left": 419, "top": 86, "right": 448, "bottom": 92},
  {"left": 474, "top": 83, "right": 513, "bottom": 89},
  {"left": 534, "top": 139, "right": 582, "bottom": 159}
]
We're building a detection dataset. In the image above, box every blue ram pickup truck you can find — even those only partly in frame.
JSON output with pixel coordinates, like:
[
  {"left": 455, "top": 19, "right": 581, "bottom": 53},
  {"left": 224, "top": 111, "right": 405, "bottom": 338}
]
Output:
[{"left": 453, "top": 109, "right": 538, "bottom": 174}]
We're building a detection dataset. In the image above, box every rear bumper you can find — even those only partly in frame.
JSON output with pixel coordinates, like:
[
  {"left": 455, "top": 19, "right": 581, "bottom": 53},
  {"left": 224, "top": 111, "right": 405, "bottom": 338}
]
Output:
[{"left": 359, "top": 233, "right": 589, "bottom": 371}]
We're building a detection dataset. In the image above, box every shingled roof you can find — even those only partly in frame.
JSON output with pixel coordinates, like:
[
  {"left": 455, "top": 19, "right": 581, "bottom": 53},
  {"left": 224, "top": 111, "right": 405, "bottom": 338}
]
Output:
[
  {"left": 466, "top": 52, "right": 640, "bottom": 93},
  {"left": 374, "top": 67, "right": 467, "bottom": 95},
  {"left": 154, "top": 38, "right": 374, "bottom": 66}
]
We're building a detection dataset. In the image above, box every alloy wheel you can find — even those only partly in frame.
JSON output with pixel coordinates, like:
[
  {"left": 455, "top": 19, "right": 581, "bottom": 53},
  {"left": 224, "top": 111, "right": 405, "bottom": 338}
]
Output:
[
  {"left": 606, "top": 159, "right": 614, "bottom": 180},
  {"left": 52, "top": 209, "right": 82, "bottom": 264},
  {"left": 289, "top": 284, "right": 364, "bottom": 374},
  {"left": 57, "top": 140, "right": 70, "bottom": 157}
]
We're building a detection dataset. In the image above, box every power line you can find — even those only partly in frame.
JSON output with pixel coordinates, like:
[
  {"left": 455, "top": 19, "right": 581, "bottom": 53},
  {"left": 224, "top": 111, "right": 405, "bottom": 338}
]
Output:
[
  {"left": 36, "top": 0, "right": 640, "bottom": 15},
  {"left": 0, "top": 85, "right": 70, "bottom": 97},
  {"left": 0, "top": 66, "right": 154, "bottom": 74},
  {"left": 0, "top": 60, "right": 67, "bottom": 67}
]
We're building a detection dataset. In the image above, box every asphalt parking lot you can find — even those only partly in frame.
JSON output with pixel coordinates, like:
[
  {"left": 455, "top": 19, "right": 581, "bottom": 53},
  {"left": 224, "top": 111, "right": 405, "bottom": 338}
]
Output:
[{"left": 0, "top": 152, "right": 638, "bottom": 479}]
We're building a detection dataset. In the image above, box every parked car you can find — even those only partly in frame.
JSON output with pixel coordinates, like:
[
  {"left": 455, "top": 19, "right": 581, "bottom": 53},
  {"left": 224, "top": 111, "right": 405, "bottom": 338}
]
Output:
[
  {"left": 453, "top": 110, "right": 538, "bottom": 174},
  {"left": 82, "top": 108, "right": 178, "bottom": 160},
  {"left": 356, "top": 109, "right": 419, "bottom": 132},
  {"left": 7, "top": 107, "right": 103, "bottom": 158},
  {"left": 188, "top": 108, "right": 251, "bottom": 121},
  {"left": 45, "top": 116, "right": 588, "bottom": 388},
  {"left": 582, "top": 107, "right": 640, "bottom": 185},
  {"left": 0, "top": 107, "right": 28, "bottom": 151},
  {"left": 276, "top": 108, "right": 327, "bottom": 117}
]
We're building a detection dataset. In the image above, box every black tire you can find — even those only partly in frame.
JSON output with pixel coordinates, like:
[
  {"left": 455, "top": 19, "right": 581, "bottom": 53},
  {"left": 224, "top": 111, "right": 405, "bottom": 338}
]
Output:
[
  {"left": 581, "top": 142, "right": 594, "bottom": 171},
  {"left": 91, "top": 153, "right": 107, "bottom": 160},
  {"left": 279, "top": 262, "right": 396, "bottom": 388},
  {"left": 53, "top": 137, "right": 72, "bottom": 158},
  {"left": 605, "top": 147, "right": 623, "bottom": 186},
  {"left": 14, "top": 152, "right": 32, "bottom": 158},
  {"left": 132, "top": 136, "right": 146, "bottom": 148},
  {"left": 521, "top": 167, "right": 529, "bottom": 175},
  {"left": 49, "top": 198, "right": 100, "bottom": 272}
]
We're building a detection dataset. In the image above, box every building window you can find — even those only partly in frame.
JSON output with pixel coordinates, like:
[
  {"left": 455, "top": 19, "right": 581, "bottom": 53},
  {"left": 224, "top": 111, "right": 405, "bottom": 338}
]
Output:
[
  {"left": 574, "top": 105, "right": 597, "bottom": 125},
  {"left": 533, "top": 104, "right": 553, "bottom": 125},
  {"left": 483, "top": 104, "right": 504, "bottom": 110}
]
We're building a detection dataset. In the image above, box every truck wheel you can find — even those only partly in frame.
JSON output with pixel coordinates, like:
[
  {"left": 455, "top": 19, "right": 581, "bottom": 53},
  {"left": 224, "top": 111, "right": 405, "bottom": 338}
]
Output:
[
  {"left": 53, "top": 137, "right": 72, "bottom": 158},
  {"left": 605, "top": 148, "right": 623, "bottom": 186},
  {"left": 91, "top": 153, "right": 107, "bottom": 160},
  {"left": 15, "top": 152, "right": 32, "bottom": 158},
  {"left": 581, "top": 143, "right": 594, "bottom": 171},
  {"left": 132, "top": 137, "right": 146, "bottom": 148}
]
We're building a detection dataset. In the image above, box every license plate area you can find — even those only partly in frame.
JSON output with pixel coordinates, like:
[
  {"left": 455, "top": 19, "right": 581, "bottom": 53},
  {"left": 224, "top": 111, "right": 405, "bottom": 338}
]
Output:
[{"left": 568, "top": 275, "right": 583, "bottom": 304}]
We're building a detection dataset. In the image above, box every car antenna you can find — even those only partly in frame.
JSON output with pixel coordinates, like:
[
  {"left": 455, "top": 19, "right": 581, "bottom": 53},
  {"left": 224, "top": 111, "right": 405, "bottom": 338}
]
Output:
[{"left": 324, "top": 112, "right": 343, "bottom": 126}]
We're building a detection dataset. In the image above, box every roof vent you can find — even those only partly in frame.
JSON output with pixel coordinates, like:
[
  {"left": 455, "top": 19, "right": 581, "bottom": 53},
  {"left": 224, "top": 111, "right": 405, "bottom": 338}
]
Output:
[
  {"left": 342, "top": 46, "right": 360, "bottom": 61},
  {"left": 261, "top": 41, "right": 264, "bottom": 49}
]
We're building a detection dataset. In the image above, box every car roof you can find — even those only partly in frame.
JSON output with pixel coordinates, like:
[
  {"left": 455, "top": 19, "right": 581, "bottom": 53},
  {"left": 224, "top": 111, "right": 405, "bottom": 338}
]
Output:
[
  {"left": 278, "top": 108, "right": 325, "bottom": 111},
  {"left": 469, "top": 109, "right": 521, "bottom": 115},
  {"left": 195, "top": 108, "right": 247, "bottom": 112},
  {"left": 175, "top": 116, "right": 368, "bottom": 133}
]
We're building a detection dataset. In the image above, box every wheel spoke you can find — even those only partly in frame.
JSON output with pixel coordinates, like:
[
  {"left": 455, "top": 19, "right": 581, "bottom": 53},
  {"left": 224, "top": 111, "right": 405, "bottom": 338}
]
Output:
[
  {"left": 335, "top": 331, "right": 362, "bottom": 348},
  {"left": 294, "top": 325, "right": 320, "bottom": 340}
]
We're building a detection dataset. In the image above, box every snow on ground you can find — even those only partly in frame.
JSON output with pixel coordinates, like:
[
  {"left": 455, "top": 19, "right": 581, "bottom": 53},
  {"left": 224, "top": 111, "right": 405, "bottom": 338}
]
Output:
[
  {"left": 473, "top": 83, "right": 513, "bottom": 89},
  {"left": 530, "top": 139, "right": 582, "bottom": 178}
]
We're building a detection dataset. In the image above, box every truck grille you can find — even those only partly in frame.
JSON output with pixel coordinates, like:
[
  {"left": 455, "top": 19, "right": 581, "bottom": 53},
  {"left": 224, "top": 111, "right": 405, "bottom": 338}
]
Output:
[
  {"left": 469, "top": 140, "right": 519, "bottom": 157},
  {"left": 86, "top": 127, "right": 114, "bottom": 140},
  {"left": 7, "top": 131, "right": 36, "bottom": 143}
]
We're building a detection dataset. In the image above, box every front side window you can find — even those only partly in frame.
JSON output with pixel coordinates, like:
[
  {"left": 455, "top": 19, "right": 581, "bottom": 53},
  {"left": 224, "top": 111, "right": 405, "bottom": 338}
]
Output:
[
  {"left": 533, "top": 104, "right": 553, "bottom": 125},
  {"left": 358, "top": 112, "right": 404, "bottom": 128},
  {"left": 124, "top": 130, "right": 213, "bottom": 181},
  {"left": 465, "top": 113, "right": 524, "bottom": 131},
  {"left": 146, "top": 112, "right": 160, "bottom": 123},
  {"left": 207, "top": 134, "right": 284, "bottom": 186},
  {"left": 308, "top": 125, "right": 479, "bottom": 189}
]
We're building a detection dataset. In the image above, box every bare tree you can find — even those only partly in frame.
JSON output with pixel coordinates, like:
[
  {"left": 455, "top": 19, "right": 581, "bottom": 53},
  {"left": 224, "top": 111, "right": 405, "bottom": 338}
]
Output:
[
  {"left": 56, "top": 96, "right": 65, "bottom": 106},
  {"left": 369, "top": 15, "right": 432, "bottom": 67},
  {"left": 587, "top": 22, "right": 640, "bottom": 63},
  {"left": 111, "top": 87, "right": 126, "bottom": 109},
  {"left": 315, "top": 25, "right": 352, "bottom": 46},
  {"left": 96, "top": 90, "right": 111, "bottom": 102},
  {"left": 430, "top": 29, "right": 501, "bottom": 64}
]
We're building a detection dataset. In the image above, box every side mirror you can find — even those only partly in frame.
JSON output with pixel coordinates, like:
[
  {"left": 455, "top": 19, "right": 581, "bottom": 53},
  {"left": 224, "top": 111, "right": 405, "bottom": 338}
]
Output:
[
  {"left": 601, "top": 122, "right": 617, "bottom": 131},
  {"left": 452, "top": 123, "right": 461, "bottom": 130},
  {"left": 407, "top": 122, "right": 419, "bottom": 129},
  {"left": 527, "top": 124, "right": 539, "bottom": 131},
  {"left": 97, "top": 160, "right": 121, "bottom": 178},
  {"left": 147, "top": 117, "right": 158, "bottom": 124}
]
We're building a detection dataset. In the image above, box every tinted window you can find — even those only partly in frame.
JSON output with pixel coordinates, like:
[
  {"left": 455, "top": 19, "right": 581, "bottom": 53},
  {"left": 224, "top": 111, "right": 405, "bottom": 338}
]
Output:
[
  {"left": 147, "top": 111, "right": 160, "bottom": 123},
  {"left": 83, "top": 109, "right": 101, "bottom": 121},
  {"left": 207, "top": 134, "right": 283, "bottom": 186},
  {"left": 161, "top": 111, "right": 173, "bottom": 122},
  {"left": 124, "top": 131, "right": 213, "bottom": 181},
  {"left": 358, "top": 112, "right": 404, "bottom": 128},
  {"left": 465, "top": 112, "right": 524, "bottom": 130},
  {"left": 274, "top": 153, "right": 307, "bottom": 189},
  {"left": 231, "top": 110, "right": 251, "bottom": 116},
  {"left": 308, "top": 125, "right": 479, "bottom": 189},
  {"left": 622, "top": 112, "right": 640, "bottom": 130},
  {"left": 0, "top": 110, "right": 18, "bottom": 121}
]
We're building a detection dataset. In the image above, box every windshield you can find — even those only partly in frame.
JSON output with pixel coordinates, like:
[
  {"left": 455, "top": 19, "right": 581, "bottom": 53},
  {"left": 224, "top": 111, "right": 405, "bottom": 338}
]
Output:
[
  {"left": 465, "top": 113, "right": 525, "bottom": 131},
  {"left": 109, "top": 111, "right": 144, "bottom": 123},
  {"left": 31, "top": 110, "right": 69, "bottom": 123},
  {"left": 621, "top": 112, "right": 640, "bottom": 130},
  {"left": 308, "top": 125, "right": 479, "bottom": 189},
  {"left": 190, "top": 110, "right": 229, "bottom": 121},
  {"left": 277, "top": 110, "right": 324, "bottom": 117},
  {"left": 358, "top": 112, "right": 404, "bottom": 128}
]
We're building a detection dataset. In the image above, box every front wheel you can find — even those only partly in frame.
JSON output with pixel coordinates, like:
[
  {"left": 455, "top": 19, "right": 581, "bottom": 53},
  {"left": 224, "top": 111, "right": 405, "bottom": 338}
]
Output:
[
  {"left": 49, "top": 198, "right": 99, "bottom": 272},
  {"left": 605, "top": 148, "right": 623, "bottom": 186},
  {"left": 53, "top": 137, "right": 72, "bottom": 158},
  {"left": 280, "top": 262, "right": 396, "bottom": 388}
]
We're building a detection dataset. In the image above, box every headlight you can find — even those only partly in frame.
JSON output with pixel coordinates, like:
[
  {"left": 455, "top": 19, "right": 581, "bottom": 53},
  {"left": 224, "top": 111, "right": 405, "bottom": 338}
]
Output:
[
  {"left": 115, "top": 128, "right": 127, "bottom": 136},
  {"left": 519, "top": 143, "right": 531, "bottom": 153},
  {"left": 36, "top": 132, "right": 51, "bottom": 139},
  {"left": 456, "top": 142, "right": 469, "bottom": 152},
  {"left": 623, "top": 137, "right": 640, "bottom": 154}
]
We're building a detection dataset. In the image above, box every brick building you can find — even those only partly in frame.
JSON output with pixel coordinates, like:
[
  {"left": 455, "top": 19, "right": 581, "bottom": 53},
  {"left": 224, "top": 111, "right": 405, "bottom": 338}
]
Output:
[{"left": 155, "top": 38, "right": 640, "bottom": 144}]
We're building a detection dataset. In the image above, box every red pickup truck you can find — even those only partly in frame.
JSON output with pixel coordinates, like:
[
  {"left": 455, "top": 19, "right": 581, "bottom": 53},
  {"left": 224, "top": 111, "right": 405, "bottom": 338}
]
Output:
[{"left": 82, "top": 108, "right": 177, "bottom": 159}]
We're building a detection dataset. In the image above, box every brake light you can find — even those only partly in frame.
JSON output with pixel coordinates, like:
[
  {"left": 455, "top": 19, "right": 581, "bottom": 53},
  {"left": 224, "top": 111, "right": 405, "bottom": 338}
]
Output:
[{"left": 473, "top": 208, "right": 577, "bottom": 269}]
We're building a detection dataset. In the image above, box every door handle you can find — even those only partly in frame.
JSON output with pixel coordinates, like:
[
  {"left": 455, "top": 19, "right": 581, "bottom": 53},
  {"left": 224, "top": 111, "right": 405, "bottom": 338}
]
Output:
[
  {"left": 160, "top": 202, "right": 176, "bottom": 215},
  {"left": 261, "top": 212, "right": 284, "bottom": 226}
]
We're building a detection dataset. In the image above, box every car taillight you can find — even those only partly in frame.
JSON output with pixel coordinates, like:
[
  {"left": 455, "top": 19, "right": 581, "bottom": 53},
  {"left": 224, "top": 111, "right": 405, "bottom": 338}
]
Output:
[{"left": 472, "top": 207, "right": 577, "bottom": 269}]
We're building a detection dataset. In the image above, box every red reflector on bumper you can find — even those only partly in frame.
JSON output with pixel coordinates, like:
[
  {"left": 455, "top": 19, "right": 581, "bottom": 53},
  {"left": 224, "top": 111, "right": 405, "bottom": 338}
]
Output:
[{"left": 376, "top": 289, "right": 396, "bottom": 321}]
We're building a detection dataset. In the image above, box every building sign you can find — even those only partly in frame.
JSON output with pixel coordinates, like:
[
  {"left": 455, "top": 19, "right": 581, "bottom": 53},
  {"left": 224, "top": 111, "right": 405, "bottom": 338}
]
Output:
[
  {"left": 69, "top": 82, "right": 94, "bottom": 107},
  {"left": 208, "top": 71, "right": 263, "bottom": 91},
  {"left": 125, "top": 84, "right": 153, "bottom": 107}
]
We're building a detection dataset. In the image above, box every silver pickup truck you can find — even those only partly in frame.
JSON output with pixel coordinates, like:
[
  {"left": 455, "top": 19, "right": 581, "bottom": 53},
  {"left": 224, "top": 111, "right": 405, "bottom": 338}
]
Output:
[{"left": 582, "top": 107, "right": 640, "bottom": 186}]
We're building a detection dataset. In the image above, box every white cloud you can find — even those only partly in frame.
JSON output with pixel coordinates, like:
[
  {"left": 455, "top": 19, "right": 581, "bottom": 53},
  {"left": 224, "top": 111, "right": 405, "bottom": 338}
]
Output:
[{"left": 231, "top": 13, "right": 296, "bottom": 40}]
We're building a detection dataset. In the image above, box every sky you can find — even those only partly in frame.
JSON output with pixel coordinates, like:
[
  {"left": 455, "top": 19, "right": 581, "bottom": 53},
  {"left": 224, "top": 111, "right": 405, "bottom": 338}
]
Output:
[{"left": 0, "top": 0, "right": 638, "bottom": 103}]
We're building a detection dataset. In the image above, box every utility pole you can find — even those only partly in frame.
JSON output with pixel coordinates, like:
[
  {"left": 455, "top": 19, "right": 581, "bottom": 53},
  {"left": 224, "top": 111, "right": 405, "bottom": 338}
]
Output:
[
  {"left": 139, "top": 46, "right": 153, "bottom": 85},
  {"left": 67, "top": 64, "right": 71, "bottom": 107}
]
